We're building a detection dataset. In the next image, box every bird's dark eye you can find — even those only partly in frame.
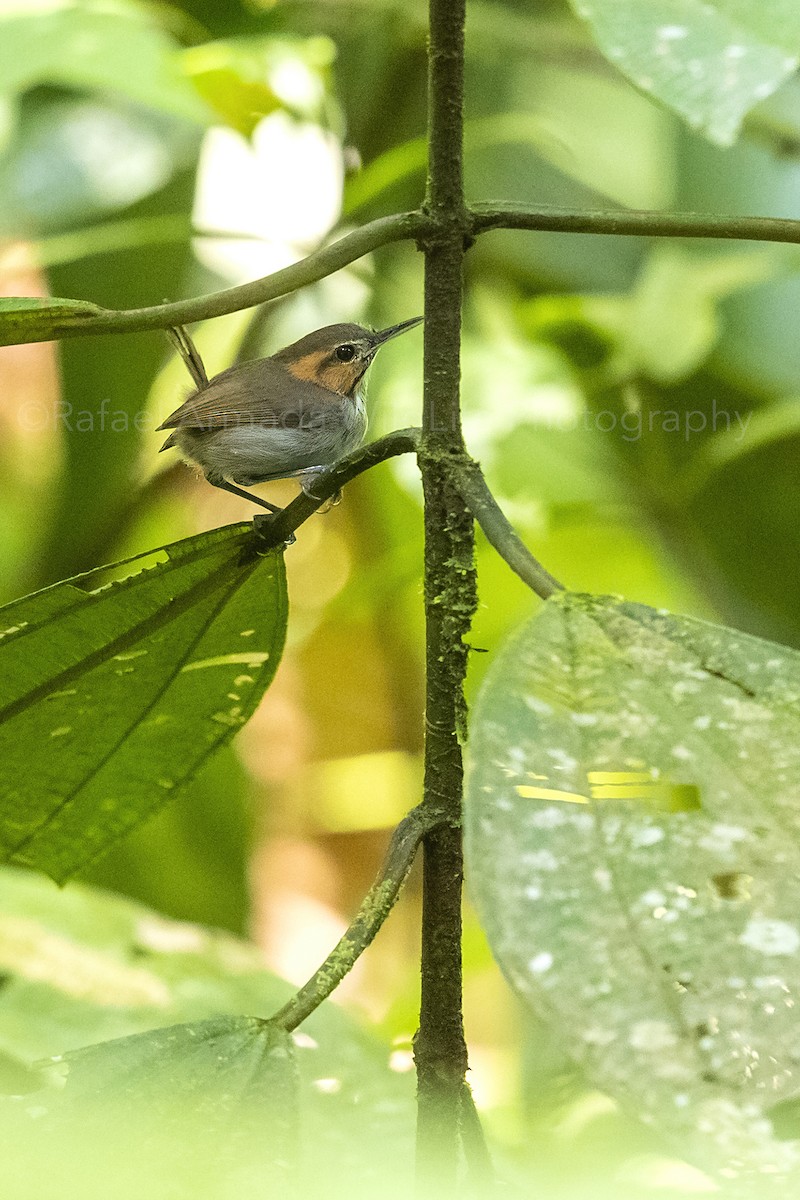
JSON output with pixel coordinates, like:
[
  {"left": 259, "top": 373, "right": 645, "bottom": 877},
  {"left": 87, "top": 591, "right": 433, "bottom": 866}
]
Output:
[{"left": 335, "top": 344, "right": 356, "bottom": 362}]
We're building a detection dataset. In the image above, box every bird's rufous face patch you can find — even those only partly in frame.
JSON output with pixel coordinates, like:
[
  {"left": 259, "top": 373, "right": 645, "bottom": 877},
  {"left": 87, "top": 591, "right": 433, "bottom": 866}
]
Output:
[{"left": 285, "top": 349, "right": 367, "bottom": 397}]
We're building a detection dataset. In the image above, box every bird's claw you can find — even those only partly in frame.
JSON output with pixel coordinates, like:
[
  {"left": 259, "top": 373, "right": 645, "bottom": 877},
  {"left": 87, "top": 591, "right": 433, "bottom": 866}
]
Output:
[
  {"left": 252, "top": 511, "right": 296, "bottom": 548},
  {"left": 300, "top": 468, "right": 341, "bottom": 511},
  {"left": 316, "top": 488, "right": 342, "bottom": 514}
]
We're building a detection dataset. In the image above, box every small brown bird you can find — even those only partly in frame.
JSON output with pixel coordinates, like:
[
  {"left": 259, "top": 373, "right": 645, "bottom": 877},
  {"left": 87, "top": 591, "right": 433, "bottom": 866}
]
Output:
[{"left": 158, "top": 316, "right": 423, "bottom": 513}]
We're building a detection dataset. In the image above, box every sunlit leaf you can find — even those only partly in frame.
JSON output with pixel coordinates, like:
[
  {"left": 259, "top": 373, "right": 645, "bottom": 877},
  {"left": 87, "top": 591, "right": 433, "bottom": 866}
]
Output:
[
  {"left": 0, "top": 526, "right": 287, "bottom": 882},
  {"left": 181, "top": 36, "right": 335, "bottom": 136},
  {"left": 622, "top": 245, "right": 777, "bottom": 382},
  {"left": 570, "top": 0, "right": 800, "bottom": 145},
  {"left": 466, "top": 592, "right": 800, "bottom": 1183}
]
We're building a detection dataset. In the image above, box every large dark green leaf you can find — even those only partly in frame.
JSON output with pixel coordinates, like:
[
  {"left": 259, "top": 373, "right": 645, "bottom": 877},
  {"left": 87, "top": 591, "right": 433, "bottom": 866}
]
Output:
[
  {"left": 0, "top": 525, "right": 287, "bottom": 882},
  {"left": 85, "top": 745, "right": 254, "bottom": 934},
  {"left": 465, "top": 593, "right": 800, "bottom": 1184}
]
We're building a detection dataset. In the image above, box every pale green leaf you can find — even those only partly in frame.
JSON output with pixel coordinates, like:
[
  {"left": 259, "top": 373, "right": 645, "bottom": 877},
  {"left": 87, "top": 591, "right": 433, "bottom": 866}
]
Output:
[
  {"left": 180, "top": 35, "right": 335, "bottom": 136},
  {"left": 466, "top": 593, "right": 800, "bottom": 1182},
  {"left": 0, "top": 868, "right": 415, "bottom": 1200},
  {"left": 1, "top": 1017, "right": 299, "bottom": 1200},
  {"left": 624, "top": 246, "right": 776, "bottom": 381},
  {"left": 570, "top": 0, "right": 800, "bottom": 145},
  {"left": 576, "top": 245, "right": 779, "bottom": 383}
]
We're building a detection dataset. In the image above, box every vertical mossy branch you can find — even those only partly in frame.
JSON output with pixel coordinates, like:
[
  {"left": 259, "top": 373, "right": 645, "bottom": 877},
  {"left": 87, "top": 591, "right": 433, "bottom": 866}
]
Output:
[{"left": 414, "top": 0, "right": 477, "bottom": 1189}]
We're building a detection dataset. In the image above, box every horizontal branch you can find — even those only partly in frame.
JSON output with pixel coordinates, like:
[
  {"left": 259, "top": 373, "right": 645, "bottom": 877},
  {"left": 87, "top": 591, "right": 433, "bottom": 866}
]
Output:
[
  {"left": 452, "top": 457, "right": 563, "bottom": 599},
  {"left": 470, "top": 202, "right": 800, "bottom": 246},
  {"left": 1, "top": 211, "right": 429, "bottom": 346},
  {"left": 270, "top": 804, "right": 441, "bottom": 1031},
  {"left": 6, "top": 203, "right": 800, "bottom": 349},
  {"left": 252, "top": 428, "right": 421, "bottom": 547}
]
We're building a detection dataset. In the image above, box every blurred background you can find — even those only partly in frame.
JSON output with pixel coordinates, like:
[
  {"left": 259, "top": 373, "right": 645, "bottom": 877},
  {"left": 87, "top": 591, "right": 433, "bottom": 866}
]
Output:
[{"left": 2, "top": 0, "right": 800, "bottom": 1193}]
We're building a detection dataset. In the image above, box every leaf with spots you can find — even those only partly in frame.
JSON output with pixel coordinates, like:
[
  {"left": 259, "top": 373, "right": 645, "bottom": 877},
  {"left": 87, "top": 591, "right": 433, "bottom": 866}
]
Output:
[
  {"left": 465, "top": 593, "right": 800, "bottom": 1184},
  {"left": 0, "top": 525, "right": 287, "bottom": 883},
  {"left": 570, "top": 0, "right": 800, "bottom": 145}
]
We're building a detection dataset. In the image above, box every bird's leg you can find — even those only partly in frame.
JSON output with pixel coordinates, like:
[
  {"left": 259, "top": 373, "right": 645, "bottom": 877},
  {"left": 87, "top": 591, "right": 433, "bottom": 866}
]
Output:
[{"left": 207, "top": 475, "right": 283, "bottom": 514}]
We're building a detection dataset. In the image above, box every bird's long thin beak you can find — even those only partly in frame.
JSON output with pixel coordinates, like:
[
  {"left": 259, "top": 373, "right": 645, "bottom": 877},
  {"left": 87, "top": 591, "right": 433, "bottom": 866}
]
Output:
[{"left": 371, "top": 315, "right": 424, "bottom": 347}]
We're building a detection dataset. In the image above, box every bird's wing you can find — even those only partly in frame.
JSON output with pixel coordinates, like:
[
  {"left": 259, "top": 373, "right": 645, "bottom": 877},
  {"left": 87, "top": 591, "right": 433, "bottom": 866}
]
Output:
[{"left": 157, "top": 359, "right": 324, "bottom": 430}]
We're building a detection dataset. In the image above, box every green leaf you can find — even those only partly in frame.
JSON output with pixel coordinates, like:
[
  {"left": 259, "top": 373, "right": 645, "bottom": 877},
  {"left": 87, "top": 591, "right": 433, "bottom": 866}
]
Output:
[
  {"left": 84, "top": 745, "right": 254, "bottom": 935},
  {"left": 0, "top": 868, "right": 415, "bottom": 1199},
  {"left": 466, "top": 593, "right": 800, "bottom": 1182},
  {"left": 621, "top": 246, "right": 777, "bottom": 382},
  {"left": 29, "top": 215, "right": 193, "bottom": 269},
  {"left": 0, "top": 526, "right": 287, "bottom": 882},
  {"left": 3, "top": 1017, "right": 299, "bottom": 1200},
  {"left": 0, "top": 91, "right": 201, "bottom": 239},
  {"left": 36, "top": 169, "right": 196, "bottom": 581},
  {"left": 0, "top": 296, "right": 105, "bottom": 347},
  {"left": 569, "top": 0, "right": 800, "bottom": 145},
  {"left": 0, "top": 1, "right": 211, "bottom": 124},
  {"left": 180, "top": 36, "right": 336, "bottom": 137},
  {"left": 0, "top": 867, "right": 290, "bottom": 1058}
]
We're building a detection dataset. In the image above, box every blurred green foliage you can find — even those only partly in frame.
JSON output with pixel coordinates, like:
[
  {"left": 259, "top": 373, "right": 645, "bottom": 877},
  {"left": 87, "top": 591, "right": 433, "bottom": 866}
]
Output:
[
  {"left": 0, "top": 868, "right": 415, "bottom": 1200},
  {"left": 2, "top": 0, "right": 800, "bottom": 1195}
]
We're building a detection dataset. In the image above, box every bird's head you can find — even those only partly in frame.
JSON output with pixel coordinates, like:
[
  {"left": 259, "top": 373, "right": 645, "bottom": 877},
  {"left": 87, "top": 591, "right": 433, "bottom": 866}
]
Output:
[{"left": 275, "top": 317, "right": 423, "bottom": 397}]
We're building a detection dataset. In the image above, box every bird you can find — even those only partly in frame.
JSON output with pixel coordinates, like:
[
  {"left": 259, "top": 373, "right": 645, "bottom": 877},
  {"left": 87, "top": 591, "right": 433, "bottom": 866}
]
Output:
[{"left": 158, "top": 316, "right": 423, "bottom": 513}]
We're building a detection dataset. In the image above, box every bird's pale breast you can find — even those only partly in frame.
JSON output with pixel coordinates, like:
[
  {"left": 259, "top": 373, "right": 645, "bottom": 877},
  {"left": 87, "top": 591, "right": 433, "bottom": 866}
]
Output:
[{"left": 173, "top": 388, "right": 367, "bottom": 485}]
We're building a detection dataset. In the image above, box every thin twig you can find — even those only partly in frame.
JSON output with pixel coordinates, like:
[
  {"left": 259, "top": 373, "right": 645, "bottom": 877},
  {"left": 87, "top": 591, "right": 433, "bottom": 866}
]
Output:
[
  {"left": 452, "top": 458, "right": 564, "bottom": 599},
  {"left": 251, "top": 429, "right": 421, "bottom": 548},
  {"left": 270, "top": 805, "right": 441, "bottom": 1032}
]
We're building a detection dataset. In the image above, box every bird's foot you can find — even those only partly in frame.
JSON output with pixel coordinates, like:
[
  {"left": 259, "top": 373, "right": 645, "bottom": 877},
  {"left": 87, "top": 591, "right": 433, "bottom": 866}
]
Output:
[
  {"left": 300, "top": 467, "right": 340, "bottom": 510},
  {"left": 316, "top": 489, "right": 342, "bottom": 514}
]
